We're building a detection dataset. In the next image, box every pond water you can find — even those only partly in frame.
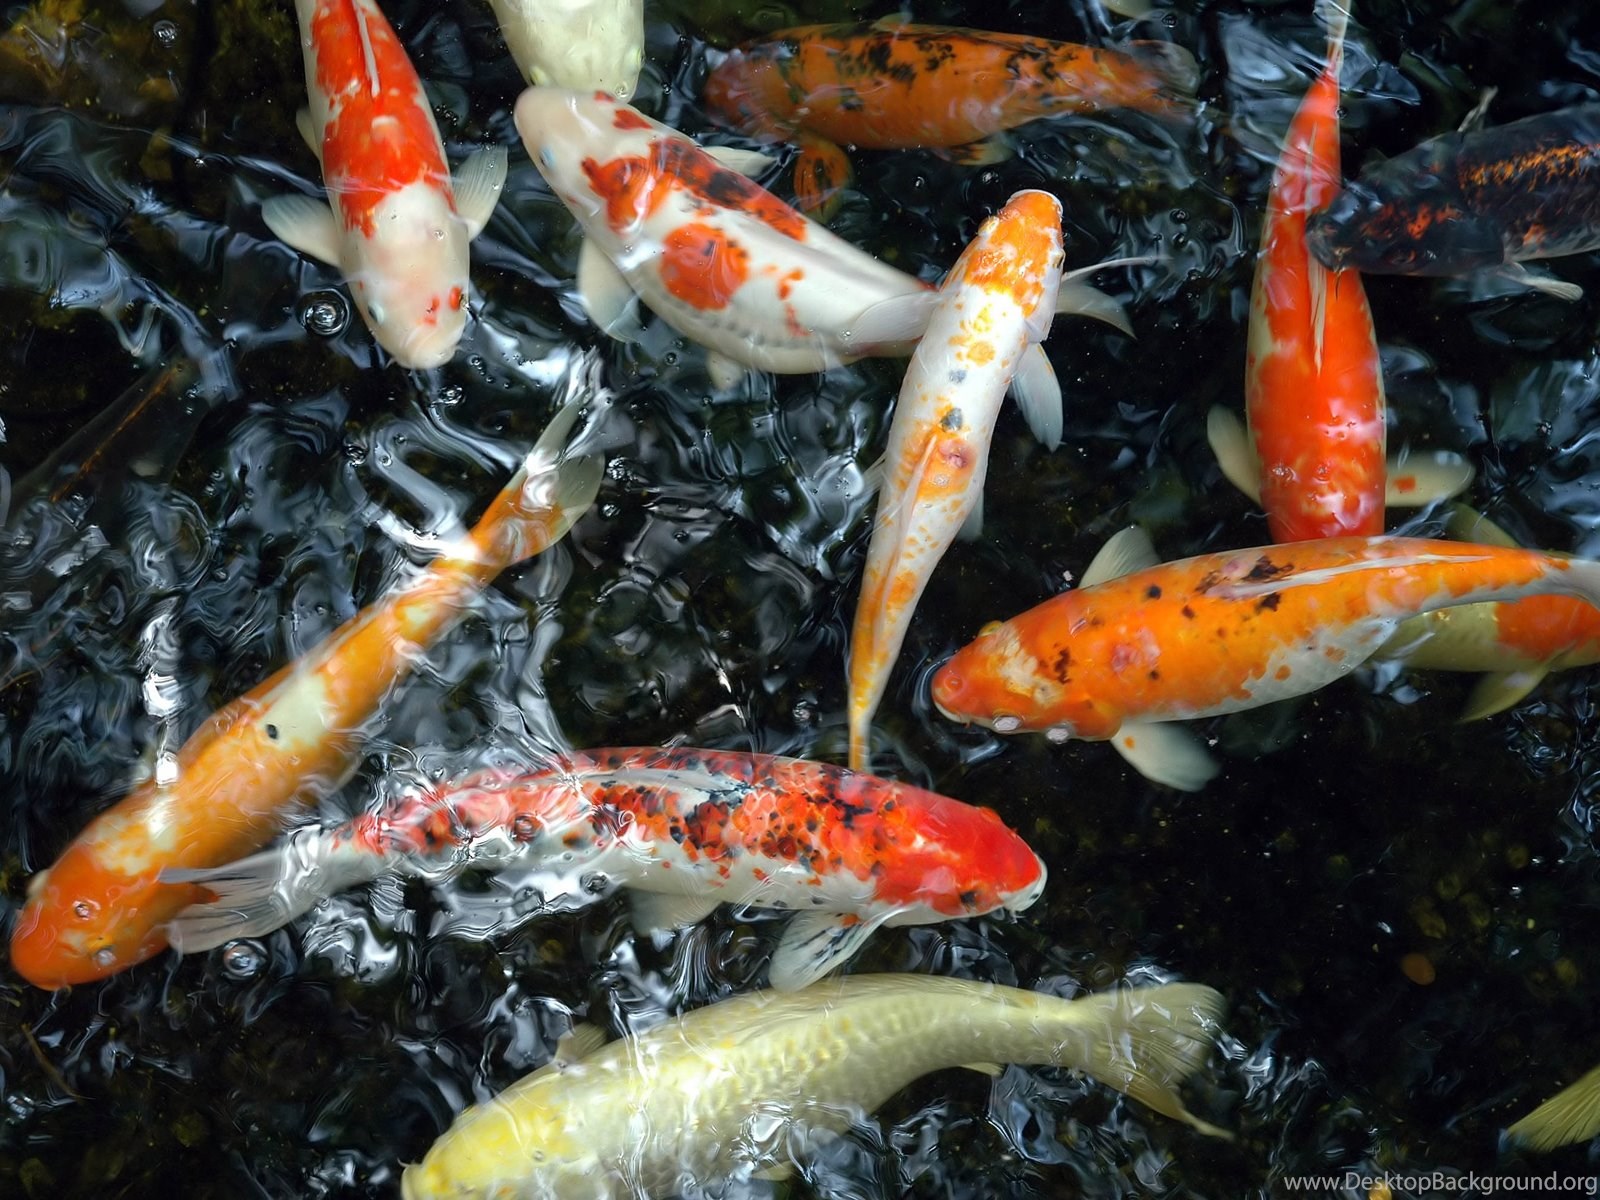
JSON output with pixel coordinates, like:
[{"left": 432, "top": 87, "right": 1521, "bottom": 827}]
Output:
[{"left": 3, "top": 0, "right": 1600, "bottom": 1196}]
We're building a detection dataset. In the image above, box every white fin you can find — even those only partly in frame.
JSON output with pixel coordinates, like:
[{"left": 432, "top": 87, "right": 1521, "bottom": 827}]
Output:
[
  {"left": 1109, "top": 720, "right": 1220, "bottom": 792},
  {"left": 1444, "top": 503, "right": 1519, "bottom": 548},
  {"left": 704, "top": 145, "right": 775, "bottom": 177},
  {"left": 1100, "top": 0, "right": 1155, "bottom": 17},
  {"left": 162, "top": 835, "right": 382, "bottom": 953},
  {"left": 1080, "top": 526, "right": 1161, "bottom": 588},
  {"left": 1053, "top": 280, "right": 1134, "bottom": 337},
  {"left": 857, "top": 452, "right": 888, "bottom": 504},
  {"left": 768, "top": 910, "right": 891, "bottom": 991},
  {"left": 1494, "top": 262, "right": 1584, "bottom": 302},
  {"left": 706, "top": 351, "right": 747, "bottom": 391},
  {"left": 454, "top": 145, "right": 510, "bottom": 239},
  {"left": 553, "top": 1023, "right": 608, "bottom": 1067},
  {"left": 1385, "top": 451, "right": 1473, "bottom": 507},
  {"left": 577, "top": 238, "right": 639, "bottom": 336},
  {"left": 1460, "top": 666, "right": 1550, "bottom": 722},
  {"left": 1058, "top": 982, "right": 1233, "bottom": 1139},
  {"left": 843, "top": 291, "right": 941, "bottom": 348},
  {"left": 961, "top": 1062, "right": 1006, "bottom": 1077},
  {"left": 1205, "top": 407, "right": 1263, "bottom": 504},
  {"left": 1010, "top": 346, "right": 1064, "bottom": 450},
  {"left": 629, "top": 890, "right": 723, "bottom": 935},
  {"left": 1308, "top": 255, "right": 1330, "bottom": 372},
  {"left": 1458, "top": 86, "right": 1498, "bottom": 134},
  {"left": 295, "top": 108, "right": 321, "bottom": 162},
  {"left": 750, "top": 1166, "right": 795, "bottom": 1183},
  {"left": 261, "top": 195, "right": 343, "bottom": 266},
  {"left": 1508, "top": 1062, "right": 1600, "bottom": 1152},
  {"left": 957, "top": 490, "right": 984, "bottom": 542},
  {"left": 543, "top": 454, "right": 604, "bottom": 545}
]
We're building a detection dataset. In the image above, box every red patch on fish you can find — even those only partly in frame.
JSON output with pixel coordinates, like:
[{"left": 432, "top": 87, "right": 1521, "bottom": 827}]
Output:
[
  {"left": 660, "top": 222, "right": 750, "bottom": 310},
  {"left": 611, "top": 107, "right": 654, "bottom": 132},
  {"left": 582, "top": 138, "right": 810, "bottom": 241}
]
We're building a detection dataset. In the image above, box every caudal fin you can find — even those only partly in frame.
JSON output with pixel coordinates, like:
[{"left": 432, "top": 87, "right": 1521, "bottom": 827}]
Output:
[
  {"left": 1508, "top": 1062, "right": 1600, "bottom": 1151},
  {"left": 1055, "top": 982, "right": 1233, "bottom": 1138},
  {"left": 472, "top": 399, "right": 605, "bottom": 572}
]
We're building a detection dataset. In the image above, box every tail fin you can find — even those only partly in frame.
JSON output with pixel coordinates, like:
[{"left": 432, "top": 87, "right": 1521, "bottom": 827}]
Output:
[
  {"left": 472, "top": 400, "right": 605, "bottom": 572},
  {"left": 160, "top": 831, "right": 383, "bottom": 953},
  {"left": 1121, "top": 41, "right": 1201, "bottom": 101},
  {"left": 1055, "top": 982, "right": 1232, "bottom": 1138},
  {"left": 1508, "top": 1062, "right": 1600, "bottom": 1151}
]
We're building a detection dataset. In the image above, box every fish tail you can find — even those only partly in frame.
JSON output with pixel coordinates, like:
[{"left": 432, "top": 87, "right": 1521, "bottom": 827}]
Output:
[
  {"left": 1316, "top": 0, "right": 1353, "bottom": 76},
  {"left": 1119, "top": 41, "right": 1201, "bottom": 103},
  {"left": 1508, "top": 1061, "right": 1600, "bottom": 1151},
  {"left": 160, "top": 827, "right": 385, "bottom": 953},
  {"left": 1046, "top": 982, "right": 1232, "bottom": 1138}
]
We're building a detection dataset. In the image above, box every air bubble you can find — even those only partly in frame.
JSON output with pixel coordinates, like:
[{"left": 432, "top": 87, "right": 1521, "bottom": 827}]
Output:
[
  {"left": 299, "top": 290, "right": 350, "bottom": 337},
  {"left": 153, "top": 20, "right": 178, "bottom": 47},
  {"left": 221, "top": 940, "right": 265, "bottom": 978},
  {"left": 93, "top": 948, "right": 117, "bottom": 969}
]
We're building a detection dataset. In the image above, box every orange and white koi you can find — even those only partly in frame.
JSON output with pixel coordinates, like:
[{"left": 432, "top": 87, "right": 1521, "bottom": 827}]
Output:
[
  {"left": 265, "top": 0, "right": 508, "bottom": 368},
  {"left": 848, "top": 190, "right": 1065, "bottom": 772},
  {"left": 703, "top": 20, "right": 1197, "bottom": 214},
  {"left": 931, "top": 527, "right": 1600, "bottom": 790},
  {"left": 1206, "top": 0, "right": 1467, "bottom": 541},
  {"left": 164, "top": 747, "right": 1047, "bottom": 991},
  {"left": 484, "top": 0, "right": 643, "bottom": 98},
  {"left": 513, "top": 87, "right": 1127, "bottom": 429},
  {"left": 1374, "top": 508, "right": 1600, "bottom": 720},
  {"left": 8, "top": 404, "right": 602, "bottom": 989}
]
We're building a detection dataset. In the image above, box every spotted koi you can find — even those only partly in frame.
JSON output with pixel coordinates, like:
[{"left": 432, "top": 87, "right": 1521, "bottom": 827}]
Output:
[
  {"left": 8, "top": 405, "right": 602, "bottom": 989},
  {"left": 848, "top": 190, "right": 1065, "bottom": 772},
  {"left": 1306, "top": 102, "right": 1600, "bottom": 301},
  {"left": 162, "top": 747, "right": 1047, "bottom": 992},
  {"left": 264, "top": 0, "right": 508, "bottom": 368},
  {"left": 931, "top": 527, "right": 1600, "bottom": 790},
  {"left": 513, "top": 87, "right": 1126, "bottom": 423},
  {"left": 484, "top": 0, "right": 643, "bottom": 98},
  {"left": 703, "top": 20, "right": 1197, "bottom": 213}
]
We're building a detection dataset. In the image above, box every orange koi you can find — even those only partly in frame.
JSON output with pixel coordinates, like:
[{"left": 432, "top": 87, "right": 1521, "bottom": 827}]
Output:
[
  {"left": 1206, "top": 1, "right": 1468, "bottom": 541},
  {"left": 703, "top": 20, "right": 1197, "bottom": 213},
  {"left": 8, "top": 404, "right": 602, "bottom": 988},
  {"left": 847, "top": 190, "right": 1066, "bottom": 771},
  {"left": 932, "top": 527, "right": 1600, "bottom": 790}
]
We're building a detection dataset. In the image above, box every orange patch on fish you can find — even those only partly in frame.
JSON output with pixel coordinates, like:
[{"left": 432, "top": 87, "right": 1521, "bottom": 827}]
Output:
[{"left": 660, "top": 222, "right": 751, "bottom": 310}]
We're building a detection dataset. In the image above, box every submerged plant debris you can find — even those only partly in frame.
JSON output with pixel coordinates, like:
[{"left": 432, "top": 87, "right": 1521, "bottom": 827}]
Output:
[{"left": 3, "top": 0, "right": 1600, "bottom": 1197}]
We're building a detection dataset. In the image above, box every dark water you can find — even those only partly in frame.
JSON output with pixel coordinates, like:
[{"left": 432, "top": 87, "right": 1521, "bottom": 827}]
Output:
[{"left": 3, "top": 0, "right": 1600, "bottom": 1196}]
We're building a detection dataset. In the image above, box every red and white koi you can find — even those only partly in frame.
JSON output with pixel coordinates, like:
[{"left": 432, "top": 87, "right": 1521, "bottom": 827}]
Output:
[
  {"left": 932, "top": 527, "right": 1600, "bottom": 790},
  {"left": 267, "top": 0, "right": 509, "bottom": 368},
  {"left": 484, "top": 0, "right": 643, "bottom": 98},
  {"left": 163, "top": 747, "right": 1048, "bottom": 992},
  {"left": 8, "top": 404, "right": 601, "bottom": 989},
  {"left": 1207, "top": 0, "right": 1468, "bottom": 538},
  {"left": 848, "top": 190, "right": 1065, "bottom": 772},
  {"left": 513, "top": 87, "right": 1127, "bottom": 435}
]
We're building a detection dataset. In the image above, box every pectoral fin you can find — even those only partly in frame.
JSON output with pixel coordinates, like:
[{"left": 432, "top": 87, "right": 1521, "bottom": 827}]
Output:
[
  {"left": 261, "top": 195, "right": 343, "bottom": 267},
  {"left": 1493, "top": 262, "right": 1583, "bottom": 302},
  {"left": 553, "top": 1023, "right": 608, "bottom": 1067},
  {"left": 1053, "top": 276, "right": 1134, "bottom": 337},
  {"left": 769, "top": 910, "right": 890, "bottom": 991},
  {"left": 706, "top": 352, "right": 747, "bottom": 391},
  {"left": 960, "top": 1062, "right": 1005, "bottom": 1077},
  {"left": 1444, "top": 503, "right": 1519, "bottom": 548},
  {"left": 704, "top": 145, "right": 775, "bottom": 177},
  {"left": 454, "top": 145, "right": 510, "bottom": 238},
  {"left": 1205, "top": 407, "right": 1263, "bottom": 504},
  {"left": 1507, "top": 1062, "right": 1600, "bottom": 1152},
  {"left": 295, "top": 108, "right": 321, "bottom": 162},
  {"left": 577, "top": 238, "right": 639, "bottom": 336},
  {"left": 957, "top": 489, "right": 984, "bottom": 542},
  {"left": 843, "top": 291, "right": 941, "bottom": 349},
  {"left": 1010, "top": 346, "right": 1063, "bottom": 450},
  {"left": 1385, "top": 451, "right": 1474, "bottom": 507},
  {"left": 1460, "top": 666, "right": 1550, "bottom": 723},
  {"left": 1080, "top": 526, "right": 1161, "bottom": 587},
  {"left": 939, "top": 136, "right": 1013, "bottom": 167},
  {"left": 1110, "top": 720, "right": 1220, "bottom": 792},
  {"left": 629, "top": 890, "right": 724, "bottom": 935}
]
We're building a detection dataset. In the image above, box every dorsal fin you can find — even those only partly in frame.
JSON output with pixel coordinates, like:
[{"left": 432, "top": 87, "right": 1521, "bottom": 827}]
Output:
[{"left": 1080, "top": 526, "right": 1161, "bottom": 588}]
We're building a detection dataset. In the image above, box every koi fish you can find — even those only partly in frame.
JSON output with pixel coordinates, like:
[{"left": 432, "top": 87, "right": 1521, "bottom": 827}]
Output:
[
  {"left": 401, "top": 973, "right": 1229, "bottom": 1199},
  {"left": 164, "top": 747, "right": 1047, "bottom": 991},
  {"left": 1306, "top": 101, "right": 1600, "bottom": 301},
  {"left": 702, "top": 20, "right": 1197, "bottom": 214},
  {"left": 931, "top": 527, "right": 1600, "bottom": 791},
  {"left": 8, "top": 403, "right": 602, "bottom": 989},
  {"left": 849, "top": 189, "right": 1067, "bottom": 772},
  {"left": 1508, "top": 1060, "right": 1600, "bottom": 1152},
  {"left": 266, "top": 0, "right": 509, "bottom": 368},
  {"left": 483, "top": 0, "right": 643, "bottom": 98},
  {"left": 513, "top": 86, "right": 1129, "bottom": 432},
  {"left": 1373, "top": 507, "right": 1600, "bottom": 720},
  {"left": 1208, "top": 1, "right": 1469, "bottom": 540}
]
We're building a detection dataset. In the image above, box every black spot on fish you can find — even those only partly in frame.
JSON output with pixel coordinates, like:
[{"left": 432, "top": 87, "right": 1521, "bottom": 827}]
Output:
[
  {"left": 265, "top": 724, "right": 279, "bottom": 740},
  {"left": 1245, "top": 555, "right": 1293, "bottom": 582},
  {"left": 1052, "top": 647, "right": 1071, "bottom": 683},
  {"left": 1256, "top": 593, "right": 1282, "bottom": 612},
  {"left": 941, "top": 407, "right": 964, "bottom": 430},
  {"left": 947, "top": 369, "right": 968, "bottom": 386},
  {"left": 1148, "top": 669, "right": 1161, "bottom": 681},
  {"left": 1181, "top": 605, "right": 1196, "bottom": 619},
  {"left": 1146, "top": 585, "right": 1162, "bottom": 599}
]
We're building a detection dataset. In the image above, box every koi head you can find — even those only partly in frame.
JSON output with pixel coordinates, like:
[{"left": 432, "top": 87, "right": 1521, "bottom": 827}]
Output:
[
  {"left": 497, "top": 0, "right": 644, "bottom": 101},
  {"left": 515, "top": 87, "right": 658, "bottom": 226},
  {"left": 1306, "top": 157, "right": 1504, "bottom": 277},
  {"left": 347, "top": 184, "right": 472, "bottom": 369},
  {"left": 932, "top": 620, "right": 1118, "bottom": 741}
]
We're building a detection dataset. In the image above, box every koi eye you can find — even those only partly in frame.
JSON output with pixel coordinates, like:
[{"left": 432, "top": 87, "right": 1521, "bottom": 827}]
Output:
[
  {"left": 367, "top": 301, "right": 386, "bottom": 326},
  {"left": 539, "top": 148, "right": 557, "bottom": 169}
]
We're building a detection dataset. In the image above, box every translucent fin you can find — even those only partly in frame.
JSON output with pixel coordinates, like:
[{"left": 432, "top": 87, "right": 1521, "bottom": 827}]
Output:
[
  {"left": 295, "top": 108, "right": 321, "bottom": 161},
  {"left": 1458, "top": 86, "right": 1498, "bottom": 134},
  {"left": 1444, "top": 503, "right": 1519, "bottom": 548},
  {"left": 1080, "top": 526, "right": 1161, "bottom": 588},
  {"left": 1110, "top": 720, "right": 1220, "bottom": 792},
  {"left": 1100, "top": 0, "right": 1155, "bottom": 18},
  {"left": 629, "top": 890, "right": 723, "bottom": 935},
  {"left": 1494, "top": 262, "right": 1583, "bottom": 302},
  {"left": 1385, "top": 452, "right": 1473, "bottom": 507},
  {"left": 1460, "top": 666, "right": 1550, "bottom": 722},
  {"left": 543, "top": 454, "right": 604, "bottom": 546},
  {"left": 957, "top": 490, "right": 984, "bottom": 542},
  {"left": 261, "top": 195, "right": 342, "bottom": 266},
  {"left": 553, "top": 1023, "right": 608, "bottom": 1067},
  {"left": 939, "top": 136, "right": 1012, "bottom": 167},
  {"left": 1508, "top": 1062, "right": 1600, "bottom": 1152},
  {"left": 768, "top": 911, "right": 889, "bottom": 991},
  {"left": 577, "top": 238, "right": 638, "bottom": 336},
  {"left": 1010, "top": 346, "right": 1063, "bottom": 450},
  {"left": 1121, "top": 41, "right": 1202, "bottom": 97},
  {"left": 844, "top": 291, "right": 941, "bottom": 349},
  {"left": 703, "top": 145, "right": 774, "bottom": 177},
  {"left": 1054, "top": 280, "right": 1134, "bottom": 337},
  {"left": 1055, "top": 982, "right": 1232, "bottom": 1138},
  {"left": 750, "top": 1166, "right": 795, "bottom": 1183},
  {"left": 961, "top": 1062, "right": 1006, "bottom": 1077},
  {"left": 706, "top": 351, "right": 747, "bottom": 391},
  {"left": 1205, "top": 407, "right": 1263, "bottom": 504},
  {"left": 454, "top": 145, "right": 510, "bottom": 239}
]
